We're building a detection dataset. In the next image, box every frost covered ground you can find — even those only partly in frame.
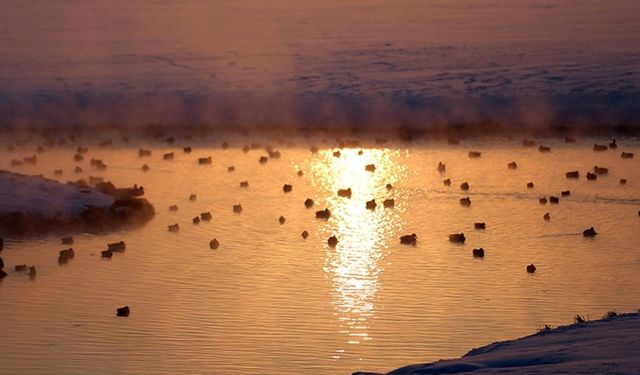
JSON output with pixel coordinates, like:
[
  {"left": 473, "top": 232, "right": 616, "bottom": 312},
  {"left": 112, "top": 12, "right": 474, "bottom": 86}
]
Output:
[{"left": 355, "top": 313, "right": 640, "bottom": 375}]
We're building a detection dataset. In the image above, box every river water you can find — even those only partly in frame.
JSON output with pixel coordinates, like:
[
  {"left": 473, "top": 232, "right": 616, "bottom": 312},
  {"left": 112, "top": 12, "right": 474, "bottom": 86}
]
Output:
[{"left": 1, "top": 132, "right": 639, "bottom": 374}]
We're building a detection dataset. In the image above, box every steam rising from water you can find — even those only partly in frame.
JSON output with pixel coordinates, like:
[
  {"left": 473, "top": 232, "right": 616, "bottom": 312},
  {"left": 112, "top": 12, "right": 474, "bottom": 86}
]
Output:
[{"left": 1, "top": 0, "right": 639, "bottom": 130}]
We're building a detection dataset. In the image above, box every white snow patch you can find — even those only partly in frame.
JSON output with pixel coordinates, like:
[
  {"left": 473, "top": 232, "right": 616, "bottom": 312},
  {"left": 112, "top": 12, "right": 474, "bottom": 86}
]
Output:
[
  {"left": 357, "top": 313, "right": 640, "bottom": 374},
  {"left": 0, "top": 171, "right": 114, "bottom": 218}
]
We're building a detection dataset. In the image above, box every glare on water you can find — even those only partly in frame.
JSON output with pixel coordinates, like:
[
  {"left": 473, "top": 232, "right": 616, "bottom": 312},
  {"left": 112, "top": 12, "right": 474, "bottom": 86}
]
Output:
[{"left": 309, "top": 149, "right": 406, "bottom": 350}]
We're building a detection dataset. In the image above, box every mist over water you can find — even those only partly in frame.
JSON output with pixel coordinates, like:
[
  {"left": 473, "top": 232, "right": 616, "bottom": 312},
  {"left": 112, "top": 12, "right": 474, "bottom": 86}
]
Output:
[{"left": 1, "top": 0, "right": 639, "bottom": 130}]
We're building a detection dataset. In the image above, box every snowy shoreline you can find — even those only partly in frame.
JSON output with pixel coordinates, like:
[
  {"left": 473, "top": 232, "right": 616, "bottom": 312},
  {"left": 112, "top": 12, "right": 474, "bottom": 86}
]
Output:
[
  {"left": 0, "top": 170, "right": 154, "bottom": 236},
  {"left": 354, "top": 312, "right": 640, "bottom": 375}
]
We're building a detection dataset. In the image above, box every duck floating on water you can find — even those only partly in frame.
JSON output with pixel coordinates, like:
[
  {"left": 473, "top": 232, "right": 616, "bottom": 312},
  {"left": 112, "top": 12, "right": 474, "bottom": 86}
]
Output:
[
  {"left": 315, "top": 208, "right": 331, "bottom": 219},
  {"left": 593, "top": 166, "right": 608, "bottom": 175},
  {"left": 337, "top": 188, "right": 352, "bottom": 198},
  {"left": 327, "top": 236, "right": 338, "bottom": 247},
  {"left": 449, "top": 233, "right": 465, "bottom": 243},
  {"left": 58, "top": 248, "right": 75, "bottom": 264},
  {"left": 198, "top": 156, "right": 212, "bottom": 165},
  {"left": 400, "top": 233, "right": 417, "bottom": 245},
  {"left": 116, "top": 306, "right": 130, "bottom": 317},
  {"left": 138, "top": 149, "right": 151, "bottom": 157},
  {"left": 108, "top": 241, "right": 126, "bottom": 252},
  {"left": 468, "top": 151, "right": 481, "bottom": 158}
]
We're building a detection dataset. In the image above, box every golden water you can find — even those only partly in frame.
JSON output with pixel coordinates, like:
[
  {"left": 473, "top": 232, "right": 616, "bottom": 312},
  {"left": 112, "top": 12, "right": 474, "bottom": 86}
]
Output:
[{"left": 1, "top": 135, "right": 639, "bottom": 374}]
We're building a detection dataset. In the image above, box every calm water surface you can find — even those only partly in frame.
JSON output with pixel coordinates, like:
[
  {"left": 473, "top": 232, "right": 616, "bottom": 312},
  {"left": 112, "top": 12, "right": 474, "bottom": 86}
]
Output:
[{"left": 1, "top": 134, "right": 639, "bottom": 374}]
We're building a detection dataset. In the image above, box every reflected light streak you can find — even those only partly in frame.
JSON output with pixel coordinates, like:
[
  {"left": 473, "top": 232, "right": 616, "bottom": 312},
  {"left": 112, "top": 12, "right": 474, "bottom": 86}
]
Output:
[{"left": 309, "top": 148, "right": 406, "bottom": 351}]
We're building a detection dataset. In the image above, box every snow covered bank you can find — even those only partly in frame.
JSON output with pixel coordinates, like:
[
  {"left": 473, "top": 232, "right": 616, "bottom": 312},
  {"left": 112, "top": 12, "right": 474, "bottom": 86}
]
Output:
[
  {"left": 0, "top": 171, "right": 154, "bottom": 236},
  {"left": 354, "top": 313, "right": 640, "bottom": 375}
]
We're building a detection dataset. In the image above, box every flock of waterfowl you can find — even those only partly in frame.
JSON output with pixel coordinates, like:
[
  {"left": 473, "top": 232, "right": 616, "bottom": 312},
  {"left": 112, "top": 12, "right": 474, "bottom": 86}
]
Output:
[{"left": 0, "top": 130, "right": 638, "bottom": 317}]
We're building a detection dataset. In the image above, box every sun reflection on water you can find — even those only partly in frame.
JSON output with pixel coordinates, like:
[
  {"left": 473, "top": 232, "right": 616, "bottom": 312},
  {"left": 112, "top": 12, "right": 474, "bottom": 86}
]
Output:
[{"left": 308, "top": 148, "right": 407, "bottom": 351}]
